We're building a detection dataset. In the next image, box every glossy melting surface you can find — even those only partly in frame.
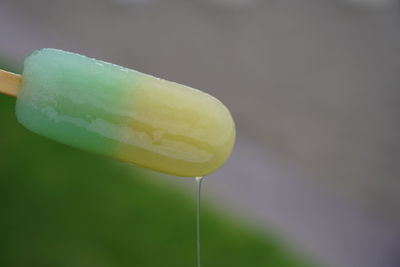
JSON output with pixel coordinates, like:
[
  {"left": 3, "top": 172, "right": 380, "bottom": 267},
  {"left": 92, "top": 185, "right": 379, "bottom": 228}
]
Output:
[{"left": 16, "top": 49, "right": 235, "bottom": 176}]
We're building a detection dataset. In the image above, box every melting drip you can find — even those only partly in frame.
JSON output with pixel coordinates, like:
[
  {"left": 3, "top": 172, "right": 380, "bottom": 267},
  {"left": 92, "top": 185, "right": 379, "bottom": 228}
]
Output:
[{"left": 195, "top": 176, "right": 204, "bottom": 267}]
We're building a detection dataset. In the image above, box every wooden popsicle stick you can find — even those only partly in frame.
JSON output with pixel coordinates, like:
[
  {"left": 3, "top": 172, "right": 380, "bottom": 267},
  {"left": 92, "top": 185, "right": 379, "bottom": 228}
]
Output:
[{"left": 0, "top": 69, "right": 21, "bottom": 97}]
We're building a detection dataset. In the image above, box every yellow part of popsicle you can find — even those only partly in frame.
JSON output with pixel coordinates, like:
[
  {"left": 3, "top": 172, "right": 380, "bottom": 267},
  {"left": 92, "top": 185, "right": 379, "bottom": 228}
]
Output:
[{"left": 116, "top": 74, "right": 236, "bottom": 177}]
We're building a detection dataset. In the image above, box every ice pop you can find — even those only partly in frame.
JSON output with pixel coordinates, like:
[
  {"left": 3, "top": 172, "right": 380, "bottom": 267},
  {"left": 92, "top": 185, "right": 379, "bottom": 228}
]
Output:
[{"left": 0, "top": 49, "right": 235, "bottom": 177}]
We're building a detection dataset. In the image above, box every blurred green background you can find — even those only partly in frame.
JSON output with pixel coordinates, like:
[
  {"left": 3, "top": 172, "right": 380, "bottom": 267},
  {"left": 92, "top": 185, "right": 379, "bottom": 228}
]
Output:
[{"left": 0, "top": 63, "right": 310, "bottom": 266}]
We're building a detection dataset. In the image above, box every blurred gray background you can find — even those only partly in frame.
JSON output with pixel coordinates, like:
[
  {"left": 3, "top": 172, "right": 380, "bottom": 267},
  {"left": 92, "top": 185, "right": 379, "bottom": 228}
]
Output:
[{"left": 1, "top": 0, "right": 399, "bottom": 266}]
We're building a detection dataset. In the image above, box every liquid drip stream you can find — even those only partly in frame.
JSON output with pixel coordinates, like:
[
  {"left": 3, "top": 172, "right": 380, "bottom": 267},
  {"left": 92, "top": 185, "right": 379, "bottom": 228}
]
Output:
[{"left": 195, "top": 176, "right": 204, "bottom": 267}]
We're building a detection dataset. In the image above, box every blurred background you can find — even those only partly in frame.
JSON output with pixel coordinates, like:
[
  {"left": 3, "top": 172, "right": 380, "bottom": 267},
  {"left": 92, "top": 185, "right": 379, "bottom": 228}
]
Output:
[{"left": 0, "top": 0, "right": 399, "bottom": 266}]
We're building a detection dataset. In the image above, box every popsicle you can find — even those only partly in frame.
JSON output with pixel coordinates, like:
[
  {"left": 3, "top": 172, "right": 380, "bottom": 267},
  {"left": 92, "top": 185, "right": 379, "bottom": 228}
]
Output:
[{"left": 0, "top": 49, "right": 235, "bottom": 177}]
